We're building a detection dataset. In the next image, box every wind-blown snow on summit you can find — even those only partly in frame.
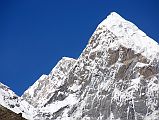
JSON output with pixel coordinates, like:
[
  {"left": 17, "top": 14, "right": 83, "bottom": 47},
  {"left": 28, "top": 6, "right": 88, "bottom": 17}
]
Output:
[{"left": 1, "top": 12, "right": 159, "bottom": 120}]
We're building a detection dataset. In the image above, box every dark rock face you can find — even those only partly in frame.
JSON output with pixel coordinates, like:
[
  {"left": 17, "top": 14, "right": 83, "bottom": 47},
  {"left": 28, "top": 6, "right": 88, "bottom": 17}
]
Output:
[{"left": 0, "top": 105, "right": 26, "bottom": 120}]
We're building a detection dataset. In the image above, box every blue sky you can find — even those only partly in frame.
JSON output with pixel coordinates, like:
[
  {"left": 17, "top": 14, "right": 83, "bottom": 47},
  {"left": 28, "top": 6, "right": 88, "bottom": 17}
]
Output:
[{"left": 0, "top": 0, "right": 159, "bottom": 96}]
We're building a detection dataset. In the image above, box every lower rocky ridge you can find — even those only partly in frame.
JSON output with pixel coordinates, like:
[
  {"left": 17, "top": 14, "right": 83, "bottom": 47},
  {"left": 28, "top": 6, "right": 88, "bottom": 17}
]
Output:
[{"left": 0, "top": 105, "right": 27, "bottom": 120}]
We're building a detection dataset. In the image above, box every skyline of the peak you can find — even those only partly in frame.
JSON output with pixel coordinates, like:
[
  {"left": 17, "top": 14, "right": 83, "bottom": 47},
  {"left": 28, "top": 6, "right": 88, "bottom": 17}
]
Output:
[
  {"left": 0, "top": 1, "right": 159, "bottom": 96},
  {"left": 108, "top": 12, "right": 124, "bottom": 19},
  {"left": 97, "top": 12, "right": 125, "bottom": 28}
]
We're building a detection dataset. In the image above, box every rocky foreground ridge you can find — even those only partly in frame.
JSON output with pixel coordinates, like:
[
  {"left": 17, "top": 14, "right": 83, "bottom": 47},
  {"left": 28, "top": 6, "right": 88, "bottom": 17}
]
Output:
[{"left": 0, "top": 12, "right": 159, "bottom": 120}]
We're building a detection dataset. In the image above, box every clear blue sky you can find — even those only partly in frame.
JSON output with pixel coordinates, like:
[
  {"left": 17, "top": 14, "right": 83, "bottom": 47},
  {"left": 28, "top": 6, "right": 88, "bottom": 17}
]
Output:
[{"left": 0, "top": 0, "right": 159, "bottom": 96}]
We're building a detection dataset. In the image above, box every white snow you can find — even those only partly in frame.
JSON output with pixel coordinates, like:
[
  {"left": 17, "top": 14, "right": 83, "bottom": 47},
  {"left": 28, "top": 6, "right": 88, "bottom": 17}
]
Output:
[
  {"left": 97, "top": 12, "right": 159, "bottom": 60},
  {"left": 69, "top": 84, "right": 81, "bottom": 92},
  {"left": 41, "top": 94, "right": 77, "bottom": 113},
  {"left": 135, "top": 62, "right": 149, "bottom": 68},
  {"left": 131, "top": 77, "right": 141, "bottom": 85}
]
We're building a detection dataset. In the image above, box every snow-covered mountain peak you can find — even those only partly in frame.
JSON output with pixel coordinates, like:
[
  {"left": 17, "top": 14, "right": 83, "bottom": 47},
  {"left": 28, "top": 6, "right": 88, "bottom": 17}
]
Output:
[
  {"left": 90, "top": 12, "right": 159, "bottom": 60},
  {"left": 1, "top": 12, "right": 159, "bottom": 120},
  {"left": 98, "top": 12, "right": 139, "bottom": 35},
  {"left": 101, "top": 12, "right": 125, "bottom": 24}
]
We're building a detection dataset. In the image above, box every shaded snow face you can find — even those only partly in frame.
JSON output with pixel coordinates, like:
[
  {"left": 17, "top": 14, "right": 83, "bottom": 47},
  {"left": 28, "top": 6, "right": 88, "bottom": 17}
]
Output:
[{"left": 1, "top": 12, "right": 159, "bottom": 120}]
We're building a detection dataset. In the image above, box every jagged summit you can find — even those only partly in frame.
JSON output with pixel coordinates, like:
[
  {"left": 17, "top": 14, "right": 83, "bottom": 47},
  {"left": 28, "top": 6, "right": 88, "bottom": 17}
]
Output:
[{"left": 1, "top": 12, "right": 159, "bottom": 120}]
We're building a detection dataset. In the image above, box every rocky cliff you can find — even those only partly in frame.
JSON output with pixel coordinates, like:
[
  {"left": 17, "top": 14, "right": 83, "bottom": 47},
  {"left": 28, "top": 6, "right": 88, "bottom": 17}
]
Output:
[{"left": 0, "top": 105, "right": 27, "bottom": 120}]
